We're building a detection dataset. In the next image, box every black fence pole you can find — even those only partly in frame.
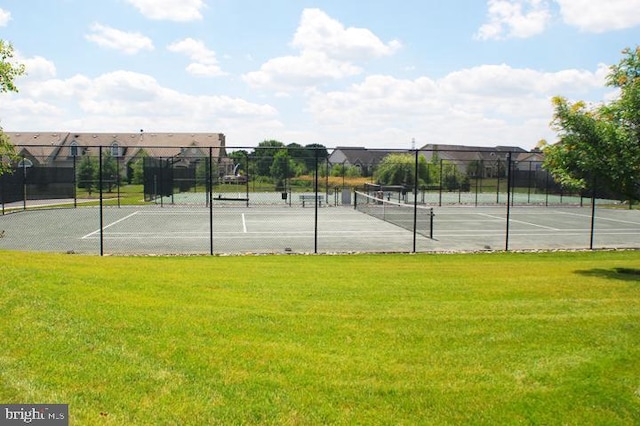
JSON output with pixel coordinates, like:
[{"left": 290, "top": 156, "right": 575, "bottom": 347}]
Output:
[
  {"left": 590, "top": 176, "right": 597, "bottom": 250},
  {"left": 159, "top": 157, "right": 164, "bottom": 208},
  {"left": 412, "top": 149, "right": 419, "bottom": 253},
  {"left": 209, "top": 147, "right": 214, "bottom": 255},
  {"left": 244, "top": 152, "right": 250, "bottom": 207},
  {"left": 505, "top": 152, "right": 513, "bottom": 251},
  {"left": 438, "top": 159, "right": 443, "bottom": 207},
  {"left": 22, "top": 156, "right": 27, "bottom": 211},
  {"left": 117, "top": 156, "right": 121, "bottom": 208},
  {"left": 99, "top": 147, "right": 104, "bottom": 256},
  {"left": 314, "top": 148, "right": 319, "bottom": 254},
  {"left": 1, "top": 173, "right": 4, "bottom": 215},
  {"left": 73, "top": 154, "right": 77, "bottom": 208}
]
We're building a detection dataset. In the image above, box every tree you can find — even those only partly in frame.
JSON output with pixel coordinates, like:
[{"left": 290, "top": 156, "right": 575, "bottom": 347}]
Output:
[
  {"left": 0, "top": 40, "right": 26, "bottom": 176},
  {"left": 100, "top": 155, "right": 120, "bottom": 192},
  {"left": 77, "top": 156, "right": 98, "bottom": 195},
  {"left": 270, "top": 150, "right": 296, "bottom": 190},
  {"left": 250, "top": 140, "right": 286, "bottom": 177},
  {"left": 544, "top": 47, "right": 640, "bottom": 203},
  {"left": 303, "top": 143, "right": 329, "bottom": 171},
  {"left": 374, "top": 153, "right": 429, "bottom": 187},
  {"left": 130, "top": 150, "right": 149, "bottom": 184}
]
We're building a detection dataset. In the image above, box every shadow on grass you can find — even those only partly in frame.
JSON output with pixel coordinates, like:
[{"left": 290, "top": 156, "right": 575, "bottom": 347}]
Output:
[{"left": 576, "top": 267, "right": 640, "bottom": 282}]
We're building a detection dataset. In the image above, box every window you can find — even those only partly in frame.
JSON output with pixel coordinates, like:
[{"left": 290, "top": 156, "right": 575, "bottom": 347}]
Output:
[
  {"left": 18, "top": 158, "right": 33, "bottom": 168},
  {"left": 70, "top": 141, "right": 79, "bottom": 157},
  {"left": 111, "top": 142, "right": 121, "bottom": 157}
]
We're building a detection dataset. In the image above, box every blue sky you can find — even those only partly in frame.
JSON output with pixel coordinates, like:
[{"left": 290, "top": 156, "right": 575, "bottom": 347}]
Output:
[{"left": 0, "top": 0, "right": 639, "bottom": 149}]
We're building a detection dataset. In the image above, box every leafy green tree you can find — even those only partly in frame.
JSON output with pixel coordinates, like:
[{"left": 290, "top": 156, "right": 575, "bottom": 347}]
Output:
[
  {"left": 442, "top": 163, "right": 469, "bottom": 191},
  {"left": 270, "top": 150, "right": 296, "bottom": 190},
  {"left": 544, "top": 46, "right": 640, "bottom": 203},
  {"left": 467, "top": 160, "right": 484, "bottom": 178},
  {"left": 374, "top": 153, "right": 429, "bottom": 186},
  {"left": 0, "top": 40, "right": 26, "bottom": 176},
  {"left": 77, "top": 156, "right": 98, "bottom": 195},
  {"left": 303, "top": 143, "right": 329, "bottom": 171},
  {"left": 250, "top": 140, "right": 285, "bottom": 177},
  {"left": 196, "top": 158, "right": 217, "bottom": 188},
  {"left": 100, "top": 155, "right": 120, "bottom": 192},
  {"left": 331, "top": 163, "right": 362, "bottom": 178},
  {"left": 130, "top": 150, "right": 148, "bottom": 184}
]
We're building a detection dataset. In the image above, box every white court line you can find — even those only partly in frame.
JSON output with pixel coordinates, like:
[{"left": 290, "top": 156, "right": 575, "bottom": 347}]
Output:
[
  {"left": 558, "top": 211, "right": 640, "bottom": 225},
  {"left": 478, "top": 213, "right": 559, "bottom": 230},
  {"left": 81, "top": 211, "right": 140, "bottom": 239}
]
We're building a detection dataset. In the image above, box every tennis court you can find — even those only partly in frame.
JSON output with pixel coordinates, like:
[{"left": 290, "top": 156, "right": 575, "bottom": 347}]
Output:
[{"left": 0, "top": 202, "right": 638, "bottom": 254}]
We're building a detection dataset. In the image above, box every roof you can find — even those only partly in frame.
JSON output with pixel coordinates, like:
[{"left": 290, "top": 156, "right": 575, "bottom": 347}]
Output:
[
  {"left": 329, "top": 147, "right": 409, "bottom": 166},
  {"left": 5, "top": 131, "right": 226, "bottom": 163},
  {"left": 421, "top": 143, "right": 528, "bottom": 163}
]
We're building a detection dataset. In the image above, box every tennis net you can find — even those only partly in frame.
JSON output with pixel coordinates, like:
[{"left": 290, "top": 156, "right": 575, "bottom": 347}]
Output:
[{"left": 354, "top": 191, "right": 434, "bottom": 238}]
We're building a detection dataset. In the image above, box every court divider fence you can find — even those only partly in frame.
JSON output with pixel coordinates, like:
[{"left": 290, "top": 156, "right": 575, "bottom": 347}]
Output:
[{"left": 0, "top": 145, "right": 637, "bottom": 255}]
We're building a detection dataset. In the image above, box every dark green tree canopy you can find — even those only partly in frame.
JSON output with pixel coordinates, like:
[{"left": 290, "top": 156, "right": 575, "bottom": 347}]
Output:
[{"left": 544, "top": 47, "right": 640, "bottom": 203}]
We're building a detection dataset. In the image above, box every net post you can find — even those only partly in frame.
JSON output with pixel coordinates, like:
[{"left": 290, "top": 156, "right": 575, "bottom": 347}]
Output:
[{"left": 430, "top": 208, "right": 434, "bottom": 239}]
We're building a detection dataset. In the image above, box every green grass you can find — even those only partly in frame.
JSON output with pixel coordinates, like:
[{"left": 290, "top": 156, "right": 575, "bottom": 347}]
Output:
[{"left": 0, "top": 251, "right": 639, "bottom": 425}]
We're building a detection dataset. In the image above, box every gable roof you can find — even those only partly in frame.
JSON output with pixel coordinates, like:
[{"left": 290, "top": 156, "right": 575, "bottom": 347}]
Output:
[
  {"left": 5, "top": 131, "right": 226, "bottom": 164},
  {"left": 329, "top": 147, "right": 409, "bottom": 166},
  {"left": 421, "top": 143, "right": 527, "bottom": 163}
]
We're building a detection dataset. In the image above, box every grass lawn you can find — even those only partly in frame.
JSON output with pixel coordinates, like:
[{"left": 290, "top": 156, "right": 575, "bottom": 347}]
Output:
[{"left": 0, "top": 250, "right": 639, "bottom": 425}]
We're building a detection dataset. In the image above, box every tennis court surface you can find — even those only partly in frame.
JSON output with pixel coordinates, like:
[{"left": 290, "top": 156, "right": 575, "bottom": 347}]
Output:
[{"left": 0, "top": 203, "right": 638, "bottom": 255}]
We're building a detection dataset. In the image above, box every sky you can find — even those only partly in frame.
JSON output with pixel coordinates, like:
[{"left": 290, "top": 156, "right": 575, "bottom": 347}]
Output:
[{"left": 0, "top": 0, "right": 639, "bottom": 150}]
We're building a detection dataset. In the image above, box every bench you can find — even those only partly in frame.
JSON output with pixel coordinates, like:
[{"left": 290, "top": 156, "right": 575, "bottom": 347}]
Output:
[{"left": 299, "top": 194, "right": 323, "bottom": 207}]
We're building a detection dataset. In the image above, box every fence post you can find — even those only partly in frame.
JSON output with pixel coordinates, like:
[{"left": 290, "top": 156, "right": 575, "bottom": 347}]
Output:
[
  {"left": 209, "top": 147, "right": 214, "bottom": 255},
  {"left": 73, "top": 154, "right": 77, "bottom": 208},
  {"left": 590, "top": 176, "right": 596, "bottom": 250},
  {"left": 244, "top": 151, "right": 250, "bottom": 207},
  {"left": 99, "top": 146, "right": 104, "bottom": 256},
  {"left": 439, "top": 159, "right": 443, "bottom": 207},
  {"left": 412, "top": 149, "right": 419, "bottom": 253},
  {"left": 505, "top": 152, "right": 512, "bottom": 251},
  {"left": 314, "top": 148, "right": 319, "bottom": 254},
  {"left": 22, "top": 156, "right": 27, "bottom": 211}
]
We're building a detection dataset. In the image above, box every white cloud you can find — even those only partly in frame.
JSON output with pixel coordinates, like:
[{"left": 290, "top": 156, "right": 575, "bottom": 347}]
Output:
[
  {"left": 555, "top": 0, "right": 640, "bottom": 33},
  {"left": 19, "top": 56, "right": 57, "bottom": 80},
  {"left": 125, "top": 0, "right": 204, "bottom": 22},
  {"left": 244, "top": 8, "right": 400, "bottom": 91},
  {"left": 167, "top": 38, "right": 226, "bottom": 77},
  {"left": 476, "top": 0, "right": 552, "bottom": 40},
  {"left": 1, "top": 69, "right": 279, "bottom": 138},
  {"left": 305, "top": 64, "right": 606, "bottom": 148},
  {"left": 244, "top": 51, "right": 362, "bottom": 90},
  {"left": 292, "top": 8, "right": 401, "bottom": 61},
  {"left": 0, "top": 8, "right": 11, "bottom": 26},
  {"left": 86, "top": 23, "right": 154, "bottom": 55}
]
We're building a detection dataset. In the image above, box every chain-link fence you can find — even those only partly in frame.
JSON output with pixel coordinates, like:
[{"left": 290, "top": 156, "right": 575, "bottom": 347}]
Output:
[{"left": 1, "top": 145, "right": 637, "bottom": 255}]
